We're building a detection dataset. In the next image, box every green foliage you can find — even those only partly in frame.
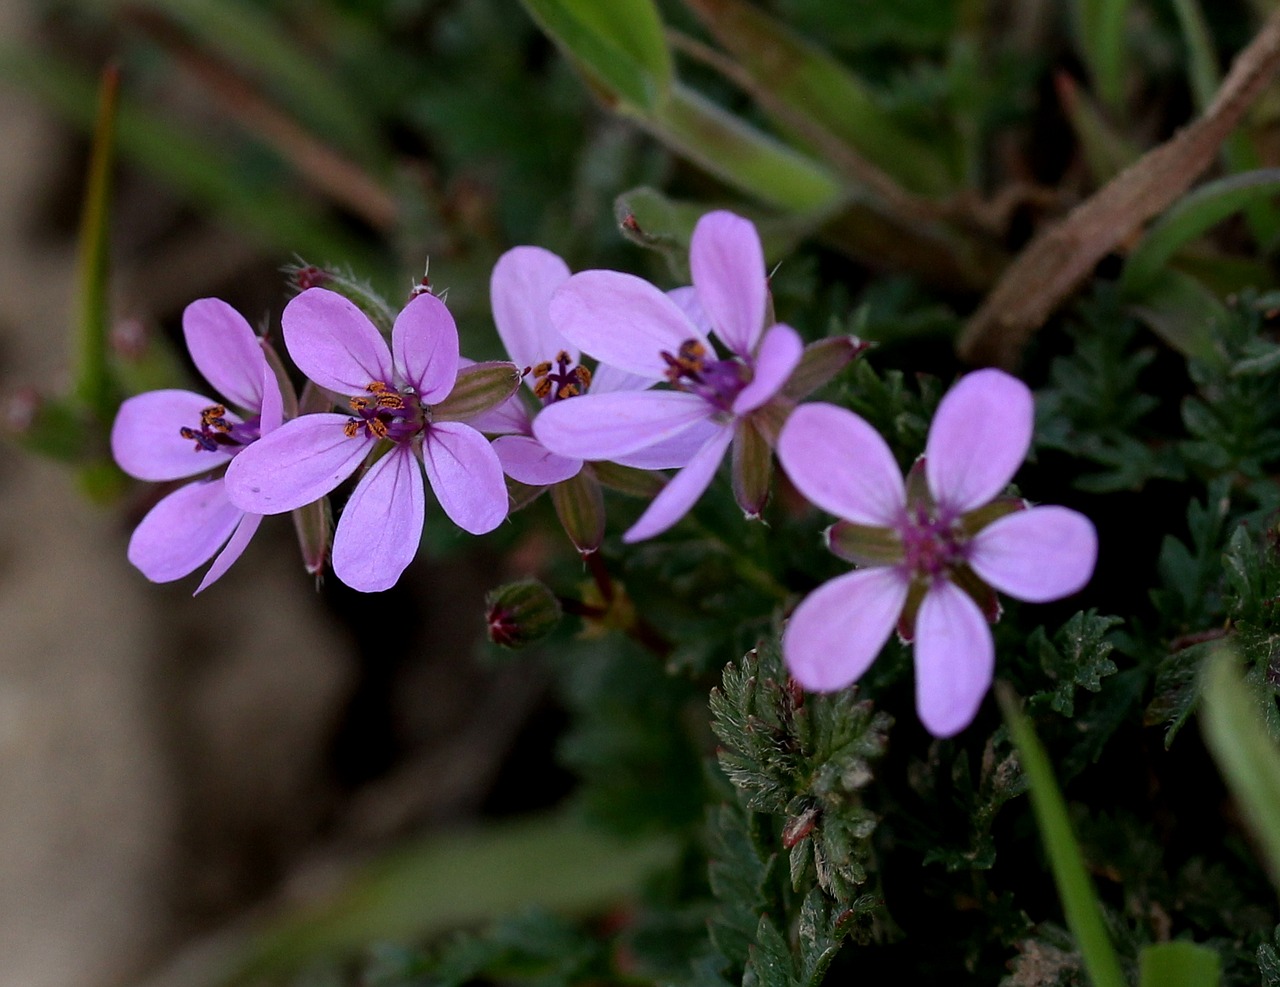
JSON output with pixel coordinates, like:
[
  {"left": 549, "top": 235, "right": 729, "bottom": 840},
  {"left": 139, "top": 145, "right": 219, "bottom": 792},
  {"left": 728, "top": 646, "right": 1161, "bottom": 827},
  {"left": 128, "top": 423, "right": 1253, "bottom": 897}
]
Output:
[{"left": 1027, "top": 612, "right": 1122, "bottom": 718}]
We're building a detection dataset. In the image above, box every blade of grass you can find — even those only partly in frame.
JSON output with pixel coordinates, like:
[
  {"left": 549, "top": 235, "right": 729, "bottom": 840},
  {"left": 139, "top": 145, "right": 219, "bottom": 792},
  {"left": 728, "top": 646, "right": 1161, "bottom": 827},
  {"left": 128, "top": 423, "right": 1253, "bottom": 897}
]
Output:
[
  {"left": 1072, "top": 0, "right": 1131, "bottom": 115},
  {"left": 1200, "top": 647, "right": 1280, "bottom": 890},
  {"left": 1138, "top": 941, "right": 1221, "bottom": 987},
  {"left": 997, "top": 684, "right": 1127, "bottom": 987},
  {"left": 72, "top": 63, "right": 119, "bottom": 423}
]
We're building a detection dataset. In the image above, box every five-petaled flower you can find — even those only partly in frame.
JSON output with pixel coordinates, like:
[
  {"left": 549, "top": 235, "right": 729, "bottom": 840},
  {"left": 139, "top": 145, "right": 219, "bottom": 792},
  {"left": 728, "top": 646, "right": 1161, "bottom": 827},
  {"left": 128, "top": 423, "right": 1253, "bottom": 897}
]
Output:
[
  {"left": 224, "top": 287, "right": 515, "bottom": 593},
  {"left": 111, "top": 298, "right": 283, "bottom": 592},
  {"left": 533, "top": 210, "right": 805, "bottom": 542},
  {"left": 776, "top": 368, "right": 1098, "bottom": 737}
]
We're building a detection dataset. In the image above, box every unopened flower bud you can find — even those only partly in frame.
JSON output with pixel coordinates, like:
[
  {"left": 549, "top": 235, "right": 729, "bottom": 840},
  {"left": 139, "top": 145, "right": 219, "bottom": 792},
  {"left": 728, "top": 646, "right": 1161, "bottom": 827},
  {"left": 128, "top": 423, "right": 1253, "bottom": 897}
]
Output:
[{"left": 486, "top": 579, "right": 562, "bottom": 648}]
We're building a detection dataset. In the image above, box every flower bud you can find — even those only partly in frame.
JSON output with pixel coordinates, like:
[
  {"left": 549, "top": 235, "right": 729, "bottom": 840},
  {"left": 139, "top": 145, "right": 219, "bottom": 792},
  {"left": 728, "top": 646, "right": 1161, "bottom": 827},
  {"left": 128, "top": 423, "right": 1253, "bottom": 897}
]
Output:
[{"left": 486, "top": 579, "right": 562, "bottom": 648}]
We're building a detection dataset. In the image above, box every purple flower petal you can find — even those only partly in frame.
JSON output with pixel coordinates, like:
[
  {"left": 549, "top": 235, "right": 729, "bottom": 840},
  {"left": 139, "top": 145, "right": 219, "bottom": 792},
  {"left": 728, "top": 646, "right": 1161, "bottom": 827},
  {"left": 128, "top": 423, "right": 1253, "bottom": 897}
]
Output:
[
  {"left": 967, "top": 505, "right": 1097, "bottom": 603},
  {"left": 112, "top": 389, "right": 233, "bottom": 482},
  {"left": 733, "top": 323, "right": 803, "bottom": 414},
  {"left": 590, "top": 362, "right": 652, "bottom": 395},
  {"left": 777, "top": 402, "right": 905, "bottom": 526},
  {"left": 666, "top": 285, "right": 713, "bottom": 337},
  {"left": 182, "top": 298, "right": 266, "bottom": 411},
  {"left": 549, "top": 271, "right": 707, "bottom": 380},
  {"left": 925, "top": 368, "right": 1033, "bottom": 516},
  {"left": 258, "top": 361, "right": 284, "bottom": 433},
  {"left": 623, "top": 426, "right": 733, "bottom": 542},
  {"left": 491, "top": 246, "right": 574, "bottom": 374},
  {"left": 393, "top": 290, "right": 459, "bottom": 404},
  {"left": 195, "top": 511, "right": 263, "bottom": 594},
  {"left": 610, "top": 418, "right": 723, "bottom": 469},
  {"left": 534, "top": 390, "right": 710, "bottom": 460},
  {"left": 782, "top": 567, "right": 909, "bottom": 692},
  {"left": 468, "top": 390, "right": 532, "bottom": 435},
  {"left": 493, "top": 434, "right": 583, "bottom": 485},
  {"left": 913, "top": 580, "right": 994, "bottom": 737},
  {"left": 127, "top": 477, "right": 243, "bottom": 583},
  {"left": 421, "top": 421, "right": 508, "bottom": 534},
  {"left": 332, "top": 445, "right": 425, "bottom": 592},
  {"left": 690, "top": 211, "right": 767, "bottom": 356},
  {"left": 283, "top": 287, "right": 393, "bottom": 395},
  {"left": 224, "top": 414, "right": 373, "bottom": 514}
]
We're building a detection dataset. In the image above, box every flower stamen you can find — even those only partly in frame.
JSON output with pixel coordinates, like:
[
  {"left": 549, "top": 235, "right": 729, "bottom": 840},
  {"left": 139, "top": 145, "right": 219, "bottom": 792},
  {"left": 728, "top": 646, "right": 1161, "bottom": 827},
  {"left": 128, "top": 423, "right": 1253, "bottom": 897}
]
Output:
[{"left": 532, "top": 351, "right": 591, "bottom": 404}]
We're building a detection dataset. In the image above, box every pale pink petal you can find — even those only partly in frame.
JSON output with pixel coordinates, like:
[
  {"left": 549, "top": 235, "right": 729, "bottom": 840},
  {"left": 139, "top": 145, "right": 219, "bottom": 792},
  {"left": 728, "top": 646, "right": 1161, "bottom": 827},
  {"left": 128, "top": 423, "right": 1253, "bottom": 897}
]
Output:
[
  {"left": 283, "top": 287, "right": 393, "bottom": 395},
  {"left": 195, "top": 511, "right": 263, "bottom": 594},
  {"left": 666, "top": 285, "right": 713, "bottom": 338},
  {"left": 258, "top": 362, "right": 284, "bottom": 433},
  {"left": 393, "top": 291, "right": 459, "bottom": 404},
  {"left": 733, "top": 323, "right": 803, "bottom": 414},
  {"left": 491, "top": 246, "right": 575, "bottom": 374},
  {"left": 421, "top": 421, "right": 508, "bottom": 534},
  {"left": 469, "top": 390, "right": 532, "bottom": 435},
  {"left": 590, "top": 362, "right": 652, "bottom": 394},
  {"left": 332, "top": 445, "right": 425, "bottom": 593},
  {"left": 623, "top": 426, "right": 733, "bottom": 542},
  {"left": 549, "top": 271, "right": 706, "bottom": 380},
  {"left": 126, "top": 478, "right": 242, "bottom": 583},
  {"left": 182, "top": 298, "right": 266, "bottom": 411},
  {"left": 534, "top": 390, "right": 710, "bottom": 460},
  {"left": 967, "top": 505, "right": 1097, "bottom": 603},
  {"left": 914, "top": 580, "right": 994, "bottom": 737},
  {"left": 690, "top": 210, "right": 767, "bottom": 356},
  {"left": 493, "top": 434, "right": 583, "bottom": 485},
  {"left": 925, "top": 368, "right": 1033, "bottom": 516},
  {"left": 610, "top": 418, "right": 723, "bottom": 469},
  {"left": 782, "top": 567, "right": 909, "bottom": 692},
  {"left": 224, "top": 414, "right": 373, "bottom": 514},
  {"left": 777, "top": 402, "right": 905, "bottom": 526},
  {"left": 112, "top": 389, "right": 233, "bottom": 482}
]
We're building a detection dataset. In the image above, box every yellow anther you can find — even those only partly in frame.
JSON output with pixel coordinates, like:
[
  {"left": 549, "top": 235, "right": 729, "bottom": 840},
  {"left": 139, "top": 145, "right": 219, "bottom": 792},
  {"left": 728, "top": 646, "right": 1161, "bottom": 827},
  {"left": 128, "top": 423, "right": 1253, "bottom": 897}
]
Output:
[
  {"left": 368, "top": 418, "right": 390, "bottom": 439},
  {"left": 532, "top": 361, "right": 552, "bottom": 378},
  {"left": 343, "top": 420, "right": 361, "bottom": 438}
]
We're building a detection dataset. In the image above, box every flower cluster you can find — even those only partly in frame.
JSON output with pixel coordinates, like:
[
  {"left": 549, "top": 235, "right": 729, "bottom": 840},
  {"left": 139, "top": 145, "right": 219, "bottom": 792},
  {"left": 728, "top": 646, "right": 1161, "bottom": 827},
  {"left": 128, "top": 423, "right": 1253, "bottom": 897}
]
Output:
[{"left": 111, "top": 210, "right": 1098, "bottom": 736}]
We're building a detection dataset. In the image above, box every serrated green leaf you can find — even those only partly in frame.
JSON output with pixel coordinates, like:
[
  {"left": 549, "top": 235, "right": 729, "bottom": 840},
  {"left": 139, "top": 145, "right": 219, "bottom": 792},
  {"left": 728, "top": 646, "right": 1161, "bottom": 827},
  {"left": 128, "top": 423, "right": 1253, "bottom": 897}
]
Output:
[{"left": 519, "top": 0, "right": 671, "bottom": 110}]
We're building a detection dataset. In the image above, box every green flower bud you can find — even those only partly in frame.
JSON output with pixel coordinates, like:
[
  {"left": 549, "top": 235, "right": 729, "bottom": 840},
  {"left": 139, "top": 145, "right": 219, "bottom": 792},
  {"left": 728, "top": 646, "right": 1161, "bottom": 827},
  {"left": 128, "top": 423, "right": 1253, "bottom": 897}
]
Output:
[{"left": 486, "top": 579, "right": 563, "bottom": 648}]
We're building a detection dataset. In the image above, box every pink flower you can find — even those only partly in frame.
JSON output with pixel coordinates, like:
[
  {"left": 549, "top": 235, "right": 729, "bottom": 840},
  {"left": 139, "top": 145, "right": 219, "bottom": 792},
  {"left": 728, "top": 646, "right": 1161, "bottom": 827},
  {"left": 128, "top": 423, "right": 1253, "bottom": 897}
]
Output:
[
  {"left": 776, "top": 369, "right": 1098, "bottom": 737},
  {"left": 532, "top": 211, "right": 804, "bottom": 542},
  {"left": 110, "top": 298, "right": 283, "bottom": 593},
  {"left": 224, "top": 287, "right": 510, "bottom": 593}
]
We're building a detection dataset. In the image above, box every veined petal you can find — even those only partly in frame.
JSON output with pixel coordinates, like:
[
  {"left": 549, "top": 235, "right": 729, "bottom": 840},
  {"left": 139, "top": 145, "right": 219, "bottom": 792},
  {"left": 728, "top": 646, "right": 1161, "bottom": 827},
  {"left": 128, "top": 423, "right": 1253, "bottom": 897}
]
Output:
[
  {"left": 127, "top": 478, "right": 242, "bottom": 583},
  {"left": 491, "top": 246, "right": 574, "bottom": 374},
  {"left": 782, "top": 567, "right": 909, "bottom": 692},
  {"left": 610, "top": 417, "right": 722, "bottom": 469},
  {"left": 914, "top": 580, "right": 994, "bottom": 738},
  {"left": 534, "top": 390, "right": 710, "bottom": 460},
  {"left": 195, "top": 511, "right": 263, "bottom": 594},
  {"left": 666, "top": 285, "right": 713, "bottom": 337},
  {"left": 591, "top": 362, "right": 653, "bottom": 395},
  {"left": 469, "top": 391, "right": 532, "bottom": 436},
  {"left": 925, "top": 368, "right": 1033, "bottom": 515},
  {"left": 332, "top": 445, "right": 424, "bottom": 593},
  {"left": 777, "top": 402, "right": 905, "bottom": 526},
  {"left": 183, "top": 298, "right": 266, "bottom": 411},
  {"left": 393, "top": 291, "right": 459, "bottom": 404},
  {"left": 549, "top": 271, "right": 706, "bottom": 380},
  {"left": 421, "top": 421, "right": 508, "bottom": 534},
  {"left": 690, "top": 210, "right": 767, "bottom": 356},
  {"left": 224, "top": 414, "right": 373, "bottom": 514},
  {"left": 623, "top": 426, "right": 733, "bottom": 542},
  {"left": 494, "top": 434, "right": 583, "bottom": 485},
  {"left": 283, "top": 287, "right": 393, "bottom": 396},
  {"left": 733, "top": 323, "right": 803, "bottom": 414},
  {"left": 112, "top": 389, "right": 232, "bottom": 482},
  {"left": 968, "top": 505, "right": 1097, "bottom": 603}
]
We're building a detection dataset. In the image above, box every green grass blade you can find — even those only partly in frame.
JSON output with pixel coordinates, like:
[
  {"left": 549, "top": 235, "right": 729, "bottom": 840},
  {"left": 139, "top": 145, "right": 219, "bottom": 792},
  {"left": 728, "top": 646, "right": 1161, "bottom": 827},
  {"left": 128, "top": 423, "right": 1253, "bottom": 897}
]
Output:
[
  {"left": 998, "top": 684, "right": 1127, "bottom": 987},
  {"left": 221, "top": 811, "right": 679, "bottom": 984},
  {"left": 72, "top": 63, "right": 119, "bottom": 422},
  {"left": 1121, "top": 169, "right": 1280, "bottom": 295},
  {"left": 518, "top": 0, "right": 671, "bottom": 110},
  {"left": 1072, "top": 0, "right": 1131, "bottom": 115},
  {"left": 1200, "top": 647, "right": 1280, "bottom": 891},
  {"left": 1138, "top": 941, "right": 1221, "bottom": 987}
]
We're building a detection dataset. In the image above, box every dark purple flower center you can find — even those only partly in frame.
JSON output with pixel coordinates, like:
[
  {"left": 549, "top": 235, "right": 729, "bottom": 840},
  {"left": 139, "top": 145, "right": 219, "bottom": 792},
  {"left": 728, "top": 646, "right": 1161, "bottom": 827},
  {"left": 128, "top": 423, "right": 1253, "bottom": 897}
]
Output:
[
  {"left": 531, "top": 351, "right": 591, "bottom": 405},
  {"left": 661, "top": 339, "right": 748, "bottom": 412},
  {"left": 898, "top": 504, "right": 967, "bottom": 580},
  {"left": 179, "top": 404, "right": 260, "bottom": 453},
  {"left": 343, "top": 381, "right": 425, "bottom": 442}
]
